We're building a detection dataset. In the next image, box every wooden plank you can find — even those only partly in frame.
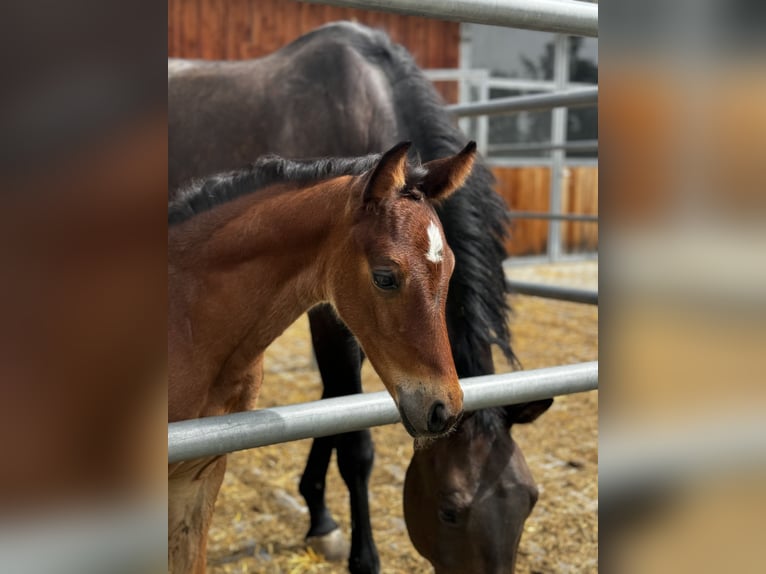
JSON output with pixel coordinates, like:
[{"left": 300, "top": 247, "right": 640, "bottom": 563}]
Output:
[
  {"left": 428, "top": 20, "right": 446, "bottom": 68},
  {"left": 562, "top": 167, "right": 575, "bottom": 249},
  {"left": 200, "top": 0, "right": 223, "bottom": 60},
  {"left": 188, "top": 0, "right": 202, "bottom": 57},
  {"left": 568, "top": 166, "right": 598, "bottom": 254},
  {"left": 408, "top": 15, "right": 426, "bottom": 65},
  {"left": 382, "top": 12, "right": 400, "bottom": 44},
  {"left": 366, "top": 9, "right": 385, "bottom": 34},
  {"left": 168, "top": 0, "right": 179, "bottom": 57},
  {"left": 562, "top": 166, "right": 598, "bottom": 253},
  {"left": 226, "top": 0, "right": 242, "bottom": 60},
  {"left": 492, "top": 167, "right": 546, "bottom": 256},
  {"left": 259, "top": 1, "right": 275, "bottom": 55},
  {"left": 298, "top": 1, "right": 315, "bottom": 37},
  {"left": 282, "top": 0, "right": 299, "bottom": 47}
]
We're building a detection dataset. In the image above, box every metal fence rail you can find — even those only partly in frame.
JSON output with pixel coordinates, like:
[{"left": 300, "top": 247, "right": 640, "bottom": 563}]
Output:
[
  {"left": 600, "top": 415, "right": 766, "bottom": 504},
  {"left": 424, "top": 69, "right": 592, "bottom": 92},
  {"left": 447, "top": 87, "right": 598, "bottom": 118},
  {"left": 508, "top": 280, "right": 599, "bottom": 305},
  {"left": 488, "top": 140, "right": 599, "bottom": 155},
  {"left": 169, "top": 361, "right": 598, "bottom": 463},
  {"left": 301, "top": 0, "right": 599, "bottom": 37},
  {"left": 509, "top": 211, "right": 598, "bottom": 222}
]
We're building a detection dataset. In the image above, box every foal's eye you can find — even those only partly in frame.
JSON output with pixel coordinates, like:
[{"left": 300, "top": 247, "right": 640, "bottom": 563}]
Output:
[{"left": 372, "top": 269, "right": 399, "bottom": 291}]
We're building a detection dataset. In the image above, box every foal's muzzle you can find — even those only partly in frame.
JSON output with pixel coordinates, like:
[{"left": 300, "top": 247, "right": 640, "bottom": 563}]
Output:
[{"left": 397, "top": 387, "right": 461, "bottom": 438}]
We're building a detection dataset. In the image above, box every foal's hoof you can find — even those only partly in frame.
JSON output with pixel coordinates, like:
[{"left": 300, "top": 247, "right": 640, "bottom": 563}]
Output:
[{"left": 306, "top": 527, "right": 349, "bottom": 562}]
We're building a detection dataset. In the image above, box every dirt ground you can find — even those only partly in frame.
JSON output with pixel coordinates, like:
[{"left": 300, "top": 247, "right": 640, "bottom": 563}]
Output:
[{"left": 206, "top": 262, "right": 598, "bottom": 573}]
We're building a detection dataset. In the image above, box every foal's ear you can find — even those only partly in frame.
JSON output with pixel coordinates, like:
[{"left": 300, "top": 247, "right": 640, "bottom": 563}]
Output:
[
  {"left": 363, "top": 141, "right": 412, "bottom": 204},
  {"left": 504, "top": 398, "right": 554, "bottom": 426},
  {"left": 420, "top": 141, "right": 477, "bottom": 202}
]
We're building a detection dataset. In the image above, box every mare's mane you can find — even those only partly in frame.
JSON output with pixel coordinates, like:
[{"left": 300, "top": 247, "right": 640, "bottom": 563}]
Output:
[{"left": 168, "top": 153, "right": 426, "bottom": 226}]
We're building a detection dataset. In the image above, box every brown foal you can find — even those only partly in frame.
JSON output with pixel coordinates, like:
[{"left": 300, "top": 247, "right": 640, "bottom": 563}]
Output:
[{"left": 168, "top": 142, "right": 476, "bottom": 573}]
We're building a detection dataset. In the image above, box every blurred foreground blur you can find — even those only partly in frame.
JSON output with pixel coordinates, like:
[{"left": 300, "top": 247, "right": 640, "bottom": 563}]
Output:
[
  {"left": 601, "top": 0, "right": 766, "bottom": 571},
  {"left": 1, "top": 2, "right": 166, "bottom": 572}
]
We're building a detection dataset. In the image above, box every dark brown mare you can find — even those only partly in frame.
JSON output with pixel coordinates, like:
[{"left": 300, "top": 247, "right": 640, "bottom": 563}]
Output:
[
  {"left": 168, "top": 141, "right": 476, "bottom": 573},
  {"left": 405, "top": 399, "right": 552, "bottom": 574},
  {"left": 169, "top": 21, "right": 547, "bottom": 573}
]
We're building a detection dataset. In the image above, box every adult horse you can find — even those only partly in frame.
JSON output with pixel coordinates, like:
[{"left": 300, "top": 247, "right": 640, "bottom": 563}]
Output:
[
  {"left": 168, "top": 142, "right": 476, "bottom": 573},
  {"left": 169, "top": 21, "right": 533, "bottom": 573},
  {"left": 405, "top": 399, "right": 553, "bottom": 574}
]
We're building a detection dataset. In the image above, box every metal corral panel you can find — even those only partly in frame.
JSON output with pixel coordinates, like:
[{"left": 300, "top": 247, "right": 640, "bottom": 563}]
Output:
[{"left": 492, "top": 165, "right": 599, "bottom": 256}]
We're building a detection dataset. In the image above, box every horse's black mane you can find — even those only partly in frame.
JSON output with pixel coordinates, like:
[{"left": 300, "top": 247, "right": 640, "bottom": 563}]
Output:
[{"left": 169, "top": 153, "right": 417, "bottom": 225}]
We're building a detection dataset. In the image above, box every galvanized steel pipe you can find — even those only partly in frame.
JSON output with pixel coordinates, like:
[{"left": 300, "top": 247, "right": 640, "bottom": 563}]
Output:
[
  {"left": 508, "top": 280, "right": 598, "bottom": 304},
  {"left": 301, "top": 0, "right": 599, "bottom": 37},
  {"left": 168, "top": 361, "right": 598, "bottom": 463},
  {"left": 509, "top": 211, "right": 599, "bottom": 222},
  {"left": 447, "top": 87, "right": 598, "bottom": 117},
  {"left": 600, "top": 415, "right": 766, "bottom": 504},
  {"left": 488, "top": 140, "right": 599, "bottom": 154}
]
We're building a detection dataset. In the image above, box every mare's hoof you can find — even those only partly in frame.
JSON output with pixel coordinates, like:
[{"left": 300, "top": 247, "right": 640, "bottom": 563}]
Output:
[{"left": 306, "top": 527, "right": 349, "bottom": 562}]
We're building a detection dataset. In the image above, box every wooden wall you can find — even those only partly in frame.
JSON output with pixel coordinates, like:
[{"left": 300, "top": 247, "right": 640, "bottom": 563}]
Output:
[
  {"left": 492, "top": 166, "right": 599, "bottom": 256},
  {"left": 167, "top": 0, "right": 460, "bottom": 102}
]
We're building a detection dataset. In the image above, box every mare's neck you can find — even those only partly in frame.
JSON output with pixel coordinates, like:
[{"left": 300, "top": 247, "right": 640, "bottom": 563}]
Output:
[{"left": 170, "top": 178, "right": 355, "bottom": 388}]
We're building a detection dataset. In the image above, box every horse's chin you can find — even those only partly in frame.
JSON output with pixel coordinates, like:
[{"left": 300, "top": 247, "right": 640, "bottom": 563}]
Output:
[{"left": 398, "top": 408, "right": 421, "bottom": 438}]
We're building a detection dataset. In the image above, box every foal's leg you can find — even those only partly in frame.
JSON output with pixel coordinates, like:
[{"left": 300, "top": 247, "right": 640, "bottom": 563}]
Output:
[
  {"left": 168, "top": 455, "right": 227, "bottom": 574},
  {"left": 300, "top": 304, "right": 379, "bottom": 574}
]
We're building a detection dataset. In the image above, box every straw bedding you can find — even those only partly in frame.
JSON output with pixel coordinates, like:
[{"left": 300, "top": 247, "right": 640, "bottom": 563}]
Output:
[{"left": 207, "top": 262, "right": 598, "bottom": 573}]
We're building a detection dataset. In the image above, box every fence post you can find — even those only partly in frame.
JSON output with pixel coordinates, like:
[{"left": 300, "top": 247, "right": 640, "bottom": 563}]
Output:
[
  {"left": 476, "top": 70, "right": 490, "bottom": 155},
  {"left": 458, "top": 24, "right": 472, "bottom": 135},
  {"left": 547, "top": 34, "right": 570, "bottom": 262}
]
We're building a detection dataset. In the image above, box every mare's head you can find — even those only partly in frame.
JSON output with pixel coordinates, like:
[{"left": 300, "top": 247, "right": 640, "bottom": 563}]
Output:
[
  {"left": 403, "top": 399, "right": 553, "bottom": 573},
  {"left": 331, "top": 141, "right": 477, "bottom": 438}
]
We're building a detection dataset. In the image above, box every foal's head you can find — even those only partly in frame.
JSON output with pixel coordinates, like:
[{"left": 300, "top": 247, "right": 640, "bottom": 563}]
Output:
[
  {"left": 403, "top": 399, "right": 553, "bottom": 573},
  {"left": 331, "top": 141, "right": 477, "bottom": 438}
]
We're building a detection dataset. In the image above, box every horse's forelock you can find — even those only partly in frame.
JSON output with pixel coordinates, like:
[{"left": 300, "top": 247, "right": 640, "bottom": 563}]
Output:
[
  {"left": 402, "top": 163, "right": 427, "bottom": 198},
  {"left": 463, "top": 408, "right": 507, "bottom": 439}
]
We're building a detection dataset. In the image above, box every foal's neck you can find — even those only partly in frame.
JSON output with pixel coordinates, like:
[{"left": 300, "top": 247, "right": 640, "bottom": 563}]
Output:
[{"left": 170, "top": 178, "right": 355, "bottom": 386}]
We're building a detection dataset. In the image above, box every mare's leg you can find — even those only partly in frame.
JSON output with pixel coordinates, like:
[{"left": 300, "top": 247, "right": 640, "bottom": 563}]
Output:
[
  {"left": 336, "top": 429, "right": 378, "bottom": 574},
  {"left": 300, "top": 304, "right": 379, "bottom": 574},
  {"left": 168, "top": 455, "right": 227, "bottom": 574},
  {"left": 300, "top": 434, "right": 344, "bottom": 557}
]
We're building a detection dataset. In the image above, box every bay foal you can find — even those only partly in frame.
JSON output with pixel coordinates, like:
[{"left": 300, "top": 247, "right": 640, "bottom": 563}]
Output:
[{"left": 168, "top": 141, "right": 476, "bottom": 573}]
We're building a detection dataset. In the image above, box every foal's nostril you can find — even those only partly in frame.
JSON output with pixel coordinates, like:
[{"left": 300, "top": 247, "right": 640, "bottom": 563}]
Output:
[{"left": 427, "top": 401, "right": 448, "bottom": 434}]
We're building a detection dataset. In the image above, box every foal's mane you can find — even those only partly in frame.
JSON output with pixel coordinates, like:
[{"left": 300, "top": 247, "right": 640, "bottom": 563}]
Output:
[{"left": 169, "top": 153, "right": 425, "bottom": 226}]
